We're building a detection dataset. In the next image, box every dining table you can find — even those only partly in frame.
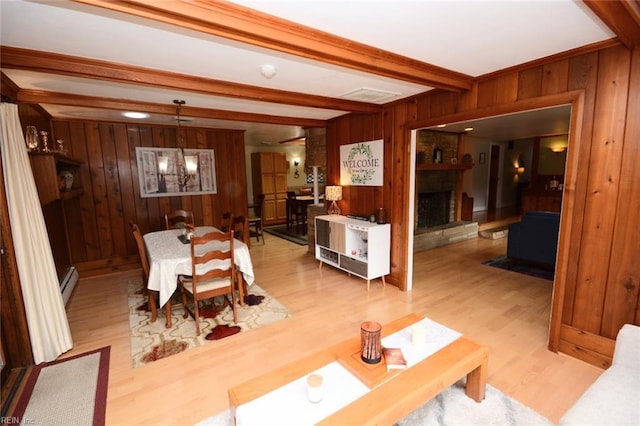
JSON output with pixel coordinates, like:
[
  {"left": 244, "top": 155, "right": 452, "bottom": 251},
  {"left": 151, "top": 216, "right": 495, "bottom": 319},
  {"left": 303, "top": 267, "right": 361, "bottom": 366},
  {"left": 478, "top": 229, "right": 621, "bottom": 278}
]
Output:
[{"left": 143, "top": 226, "right": 255, "bottom": 327}]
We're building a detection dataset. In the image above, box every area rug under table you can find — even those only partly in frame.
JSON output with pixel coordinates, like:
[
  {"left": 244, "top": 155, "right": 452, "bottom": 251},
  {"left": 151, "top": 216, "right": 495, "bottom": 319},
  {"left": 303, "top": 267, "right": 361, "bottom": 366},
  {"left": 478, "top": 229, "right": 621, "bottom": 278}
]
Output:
[
  {"left": 11, "top": 346, "right": 110, "bottom": 426},
  {"left": 198, "top": 379, "right": 551, "bottom": 426},
  {"left": 128, "top": 279, "right": 292, "bottom": 368}
]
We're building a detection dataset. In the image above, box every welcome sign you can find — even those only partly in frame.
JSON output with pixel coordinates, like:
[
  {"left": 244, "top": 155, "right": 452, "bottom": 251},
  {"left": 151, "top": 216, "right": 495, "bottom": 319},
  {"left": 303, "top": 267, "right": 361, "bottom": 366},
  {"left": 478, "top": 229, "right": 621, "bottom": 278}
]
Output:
[{"left": 339, "top": 139, "right": 384, "bottom": 186}]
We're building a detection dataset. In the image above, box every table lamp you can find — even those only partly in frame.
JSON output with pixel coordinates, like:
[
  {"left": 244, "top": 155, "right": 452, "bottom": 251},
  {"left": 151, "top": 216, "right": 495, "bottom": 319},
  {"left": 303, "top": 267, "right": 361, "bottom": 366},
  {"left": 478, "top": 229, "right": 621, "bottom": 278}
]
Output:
[{"left": 325, "top": 185, "right": 342, "bottom": 215}]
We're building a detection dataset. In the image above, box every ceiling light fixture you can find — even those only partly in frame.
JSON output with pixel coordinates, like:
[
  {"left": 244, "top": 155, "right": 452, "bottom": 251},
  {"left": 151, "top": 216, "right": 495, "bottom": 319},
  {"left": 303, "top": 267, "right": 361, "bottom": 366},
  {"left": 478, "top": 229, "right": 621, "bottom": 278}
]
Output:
[
  {"left": 123, "top": 111, "right": 149, "bottom": 119},
  {"left": 464, "top": 127, "right": 474, "bottom": 132},
  {"left": 260, "top": 64, "right": 277, "bottom": 79},
  {"left": 173, "top": 99, "right": 198, "bottom": 192}
]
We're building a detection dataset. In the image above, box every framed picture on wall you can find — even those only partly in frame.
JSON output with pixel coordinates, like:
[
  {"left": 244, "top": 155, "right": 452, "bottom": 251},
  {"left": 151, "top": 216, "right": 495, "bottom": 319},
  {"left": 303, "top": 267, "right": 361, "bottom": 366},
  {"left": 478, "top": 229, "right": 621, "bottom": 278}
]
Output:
[
  {"left": 135, "top": 147, "right": 217, "bottom": 198},
  {"left": 479, "top": 152, "right": 486, "bottom": 164}
]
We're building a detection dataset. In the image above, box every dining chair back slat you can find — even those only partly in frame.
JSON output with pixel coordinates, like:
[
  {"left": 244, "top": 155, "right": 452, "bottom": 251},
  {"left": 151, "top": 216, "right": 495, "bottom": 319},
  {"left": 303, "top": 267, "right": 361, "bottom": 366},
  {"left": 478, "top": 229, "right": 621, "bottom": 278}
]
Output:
[
  {"left": 220, "top": 211, "right": 233, "bottom": 232},
  {"left": 164, "top": 209, "right": 194, "bottom": 230},
  {"left": 179, "top": 230, "right": 237, "bottom": 335}
]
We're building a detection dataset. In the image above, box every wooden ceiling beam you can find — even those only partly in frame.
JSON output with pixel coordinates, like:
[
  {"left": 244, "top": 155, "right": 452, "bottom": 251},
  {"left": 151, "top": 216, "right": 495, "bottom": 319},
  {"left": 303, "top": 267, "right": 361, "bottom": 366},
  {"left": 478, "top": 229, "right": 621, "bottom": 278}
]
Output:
[
  {"left": 583, "top": 0, "right": 640, "bottom": 48},
  {"left": 16, "top": 90, "right": 327, "bottom": 128},
  {"left": 1, "top": 47, "right": 381, "bottom": 114},
  {"left": 71, "top": 0, "right": 473, "bottom": 92}
]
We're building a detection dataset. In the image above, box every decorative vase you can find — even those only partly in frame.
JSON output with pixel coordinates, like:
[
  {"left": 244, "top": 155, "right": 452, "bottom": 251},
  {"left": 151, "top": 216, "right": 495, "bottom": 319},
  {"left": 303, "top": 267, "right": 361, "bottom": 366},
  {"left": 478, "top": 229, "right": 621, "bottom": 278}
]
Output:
[
  {"left": 25, "top": 126, "right": 39, "bottom": 151},
  {"left": 58, "top": 171, "right": 74, "bottom": 191},
  {"left": 40, "top": 131, "right": 50, "bottom": 152}
]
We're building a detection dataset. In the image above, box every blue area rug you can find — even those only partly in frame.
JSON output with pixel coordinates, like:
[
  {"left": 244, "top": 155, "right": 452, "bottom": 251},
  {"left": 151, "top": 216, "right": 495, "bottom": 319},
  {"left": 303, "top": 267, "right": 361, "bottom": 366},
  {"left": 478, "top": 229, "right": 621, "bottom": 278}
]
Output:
[
  {"left": 482, "top": 255, "right": 554, "bottom": 281},
  {"left": 264, "top": 225, "right": 307, "bottom": 246}
]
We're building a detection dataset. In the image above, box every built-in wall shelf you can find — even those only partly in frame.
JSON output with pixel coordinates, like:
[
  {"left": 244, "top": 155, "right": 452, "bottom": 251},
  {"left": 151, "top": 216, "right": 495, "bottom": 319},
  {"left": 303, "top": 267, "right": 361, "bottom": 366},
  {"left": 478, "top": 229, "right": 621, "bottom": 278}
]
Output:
[
  {"left": 29, "top": 152, "right": 83, "bottom": 205},
  {"left": 416, "top": 163, "right": 472, "bottom": 171}
]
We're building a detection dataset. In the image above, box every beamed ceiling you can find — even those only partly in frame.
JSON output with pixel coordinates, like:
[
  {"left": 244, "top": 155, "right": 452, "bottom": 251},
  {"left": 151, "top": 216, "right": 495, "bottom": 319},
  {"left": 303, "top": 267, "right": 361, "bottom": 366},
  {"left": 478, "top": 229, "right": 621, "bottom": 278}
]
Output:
[{"left": 1, "top": 0, "right": 639, "bottom": 145}]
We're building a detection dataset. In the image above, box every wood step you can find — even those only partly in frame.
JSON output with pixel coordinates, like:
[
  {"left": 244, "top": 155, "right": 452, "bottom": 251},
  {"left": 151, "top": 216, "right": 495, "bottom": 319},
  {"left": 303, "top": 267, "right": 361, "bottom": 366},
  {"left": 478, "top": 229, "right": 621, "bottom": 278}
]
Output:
[{"left": 479, "top": 226, "right": 509, "bottom": 239}]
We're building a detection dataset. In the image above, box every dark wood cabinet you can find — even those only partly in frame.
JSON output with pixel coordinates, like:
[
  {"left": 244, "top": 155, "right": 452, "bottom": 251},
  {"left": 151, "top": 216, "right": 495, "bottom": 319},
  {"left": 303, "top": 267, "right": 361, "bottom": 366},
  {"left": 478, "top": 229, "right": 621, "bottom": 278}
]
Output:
[{"left": 521, "top": 190, "right": 562, "bottom": 214}]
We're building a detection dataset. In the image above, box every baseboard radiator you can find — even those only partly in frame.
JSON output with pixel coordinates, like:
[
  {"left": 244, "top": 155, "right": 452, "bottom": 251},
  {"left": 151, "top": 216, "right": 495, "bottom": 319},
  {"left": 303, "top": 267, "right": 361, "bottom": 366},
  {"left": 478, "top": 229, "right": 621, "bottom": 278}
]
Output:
[{"left": 61, "top": 266, "right": 78, "bottom": 306}]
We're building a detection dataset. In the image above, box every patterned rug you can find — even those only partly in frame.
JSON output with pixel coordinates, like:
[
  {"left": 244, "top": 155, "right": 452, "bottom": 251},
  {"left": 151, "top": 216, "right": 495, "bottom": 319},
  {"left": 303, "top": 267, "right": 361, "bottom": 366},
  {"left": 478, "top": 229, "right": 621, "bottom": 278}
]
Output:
[
  {"left": 128, "top": 279, "right": 292, "bottom": 368},
  {"left": 197, "top": 379, "right": 552, "bottom": 425},
  {"left": 482, "top": 255, "right": 554, "bottom": 281}
]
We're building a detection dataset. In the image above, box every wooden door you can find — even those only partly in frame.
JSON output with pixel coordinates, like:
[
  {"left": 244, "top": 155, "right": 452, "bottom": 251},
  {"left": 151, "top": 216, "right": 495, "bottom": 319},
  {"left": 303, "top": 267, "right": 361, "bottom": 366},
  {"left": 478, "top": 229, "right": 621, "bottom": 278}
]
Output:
[{"left": 487, "top": 145, "right": 500, "bottom": 210}]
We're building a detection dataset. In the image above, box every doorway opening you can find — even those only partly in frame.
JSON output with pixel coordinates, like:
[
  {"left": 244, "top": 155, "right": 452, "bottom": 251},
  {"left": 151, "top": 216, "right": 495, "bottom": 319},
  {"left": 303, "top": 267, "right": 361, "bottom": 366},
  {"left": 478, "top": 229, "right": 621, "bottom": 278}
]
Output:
[{"left": 406, "top": 104, "right": 572, "bottom": 291}]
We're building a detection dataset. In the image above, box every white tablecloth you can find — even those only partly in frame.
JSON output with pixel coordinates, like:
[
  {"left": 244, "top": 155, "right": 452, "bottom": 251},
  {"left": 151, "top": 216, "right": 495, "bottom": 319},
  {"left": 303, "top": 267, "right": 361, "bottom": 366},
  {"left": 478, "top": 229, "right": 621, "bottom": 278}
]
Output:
[
  {"left": 235, "top": 317, "right": 461, "bottom": 425},
  {"left": 144, "top": 226, "right": 255, "bottom": 307}
]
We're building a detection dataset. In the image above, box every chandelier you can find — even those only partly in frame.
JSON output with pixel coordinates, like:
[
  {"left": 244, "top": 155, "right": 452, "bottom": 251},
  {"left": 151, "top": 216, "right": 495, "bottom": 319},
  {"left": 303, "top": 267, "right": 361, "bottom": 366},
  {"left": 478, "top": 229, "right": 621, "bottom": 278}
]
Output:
[{"left": 158, "top": 99, "right": 198, "bottom": 192}]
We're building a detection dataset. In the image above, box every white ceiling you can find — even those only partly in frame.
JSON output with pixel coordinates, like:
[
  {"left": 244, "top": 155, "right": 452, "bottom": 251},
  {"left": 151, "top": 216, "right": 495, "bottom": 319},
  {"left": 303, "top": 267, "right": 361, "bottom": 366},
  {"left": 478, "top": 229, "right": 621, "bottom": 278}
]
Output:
[{"left": 0, "top": 0, "right": 616, "bottom": 145}]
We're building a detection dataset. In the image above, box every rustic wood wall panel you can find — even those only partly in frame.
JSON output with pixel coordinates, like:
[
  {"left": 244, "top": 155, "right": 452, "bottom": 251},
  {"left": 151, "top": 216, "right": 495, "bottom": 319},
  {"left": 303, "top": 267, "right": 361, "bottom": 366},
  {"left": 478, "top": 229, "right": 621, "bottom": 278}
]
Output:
[
  {"left": 326, "top": 113, "right": 384, "bottom": 218},
  {"left": 388, "top": 103, "right": 413, "bottom": 289},
  {"left": 541, "top": 60, "right": 569, "bottom": 95},
  {"left": 601, "top": 46, "right": 640, "bottom": 336},
  {"left": 572, "top": 45, "right": 631, "bottom": 335},
  {"left": 48, "top": 120, "right": 246, "bottom": 275},
  {"left": 326, "top": 43, "right": 639, "bottom": 366},
  {"left": 517, "top": 67, "right": 543, "bottom": 100},
  {"left": 561, "top": 52, "right": 600, "bottom": 326}
]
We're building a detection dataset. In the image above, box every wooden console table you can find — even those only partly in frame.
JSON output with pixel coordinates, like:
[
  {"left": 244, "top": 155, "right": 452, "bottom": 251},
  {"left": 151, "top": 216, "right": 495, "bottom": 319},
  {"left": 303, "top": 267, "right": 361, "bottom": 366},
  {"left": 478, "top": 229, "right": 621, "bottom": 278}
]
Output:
[{"left": 228, "top": 313, "right": 488, "bottom": 425}]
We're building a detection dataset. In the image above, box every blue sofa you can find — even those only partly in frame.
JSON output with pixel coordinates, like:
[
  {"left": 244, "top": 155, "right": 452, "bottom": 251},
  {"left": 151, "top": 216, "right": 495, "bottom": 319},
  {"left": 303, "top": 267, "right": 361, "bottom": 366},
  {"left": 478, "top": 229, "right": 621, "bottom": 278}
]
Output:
[{"left": 507, "top": 211, "right": 560, "bottom": 269}]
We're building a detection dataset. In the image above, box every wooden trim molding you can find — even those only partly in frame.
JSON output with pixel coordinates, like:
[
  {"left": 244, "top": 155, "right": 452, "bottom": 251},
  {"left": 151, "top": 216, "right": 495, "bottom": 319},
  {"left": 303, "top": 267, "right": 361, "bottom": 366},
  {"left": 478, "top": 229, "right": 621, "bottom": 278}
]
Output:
[
  {"left": 583, "top": 0, "right": 640, "bottom": 49},
  {"left": 17, "top": 90, "right": 327, "bottom": 128},
  {"left": 70, "top": 0, "right": 473, "bottom": 92}
]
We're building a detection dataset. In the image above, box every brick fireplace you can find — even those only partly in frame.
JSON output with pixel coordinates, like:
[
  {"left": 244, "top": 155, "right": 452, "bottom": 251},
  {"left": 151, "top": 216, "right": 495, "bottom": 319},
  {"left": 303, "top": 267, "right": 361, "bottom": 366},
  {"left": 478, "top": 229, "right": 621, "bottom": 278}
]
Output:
[{"left": 416, "top": 171, "right": 457, "bottom": 229}]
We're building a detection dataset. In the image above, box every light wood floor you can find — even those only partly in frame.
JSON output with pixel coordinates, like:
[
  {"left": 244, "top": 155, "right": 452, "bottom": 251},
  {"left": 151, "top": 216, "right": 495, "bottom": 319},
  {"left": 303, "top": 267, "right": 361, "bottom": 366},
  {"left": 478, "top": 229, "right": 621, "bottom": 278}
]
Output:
[{"left": 62, "top": 233, "right": 602, "bottom": 425}]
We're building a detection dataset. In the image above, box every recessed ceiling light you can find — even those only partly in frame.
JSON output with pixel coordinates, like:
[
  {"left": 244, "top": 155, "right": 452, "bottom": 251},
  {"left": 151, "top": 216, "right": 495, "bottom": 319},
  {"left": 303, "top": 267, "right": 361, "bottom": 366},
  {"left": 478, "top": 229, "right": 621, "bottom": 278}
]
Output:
[
  {"left": 464, "top": 127, "right": 474, "bottom": 132},
  {"left": 123, "top": 112, "right": 149, "bottom": 119},
  {"left": 437, "top": 124, "right": 447, "bottom": 128}
]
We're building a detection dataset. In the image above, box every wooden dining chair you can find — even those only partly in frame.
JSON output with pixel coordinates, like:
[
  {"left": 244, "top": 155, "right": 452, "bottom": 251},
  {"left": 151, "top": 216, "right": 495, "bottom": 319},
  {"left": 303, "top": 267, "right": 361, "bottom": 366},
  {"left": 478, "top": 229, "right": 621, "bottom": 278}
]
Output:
[
  {"left": 130, "top": 222, "right": 158, "bottom": 324},
  {"left": 164, "top": 209, "right": 194, "bottom": 230},
  {"left": 232, "top": 215, "right": 250, "bottom": 246},
  {"left": 248, "top": 194, "right": 265, "bottom": 245},
  {"left": 178, "top": 231, "right": 238, "bottom": 335},
  {"left": 286, "top": 191, "right": 298, "bottom": 231},
  {"left": 287, "top": 193, "right": 307, "bottom": 234},
  {"left": 220, "top": 211, "right": 233, "bottom": 232}
]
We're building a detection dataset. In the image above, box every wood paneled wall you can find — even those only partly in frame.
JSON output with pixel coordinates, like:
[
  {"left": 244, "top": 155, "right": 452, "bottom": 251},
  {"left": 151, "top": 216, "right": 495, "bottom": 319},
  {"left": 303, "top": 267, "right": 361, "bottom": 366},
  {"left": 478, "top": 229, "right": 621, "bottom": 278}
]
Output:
[
  {"left": 51, "top": 120, "right": 248, "bottom": 276},
  {"left": 326, "top": 44, "right": 640, "bottom": 367}
]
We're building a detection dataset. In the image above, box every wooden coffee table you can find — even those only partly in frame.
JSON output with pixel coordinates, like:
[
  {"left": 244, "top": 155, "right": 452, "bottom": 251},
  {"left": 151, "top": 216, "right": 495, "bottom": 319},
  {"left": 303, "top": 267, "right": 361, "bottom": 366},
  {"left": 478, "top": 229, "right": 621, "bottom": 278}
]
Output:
[{"left": 228, "top": 313, "right": 488, "bottom": 425}]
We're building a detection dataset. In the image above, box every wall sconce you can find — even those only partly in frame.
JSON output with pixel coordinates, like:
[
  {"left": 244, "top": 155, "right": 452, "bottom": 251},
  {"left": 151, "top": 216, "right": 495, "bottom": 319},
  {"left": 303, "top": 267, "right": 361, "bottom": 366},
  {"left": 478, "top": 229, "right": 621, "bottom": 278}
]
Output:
[
  {"left": 516, "top": 166, "right": 525, "bottom": 174},
  {"left": 325, "top": 185, "right": 342, "bottom": 215},
  {"left": 549, "top": 146, "right": 567, "bottom": 153},
  {"left": 293, "top": 160, "right": 300, "bottom": 179}
]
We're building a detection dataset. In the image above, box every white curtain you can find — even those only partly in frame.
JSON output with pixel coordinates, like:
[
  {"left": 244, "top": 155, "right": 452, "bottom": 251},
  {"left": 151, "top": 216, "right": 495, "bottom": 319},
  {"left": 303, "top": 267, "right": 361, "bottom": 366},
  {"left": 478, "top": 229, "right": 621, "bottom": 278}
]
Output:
[{"left": 0, "top": 103, "right": 73, "bottom": 363}]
